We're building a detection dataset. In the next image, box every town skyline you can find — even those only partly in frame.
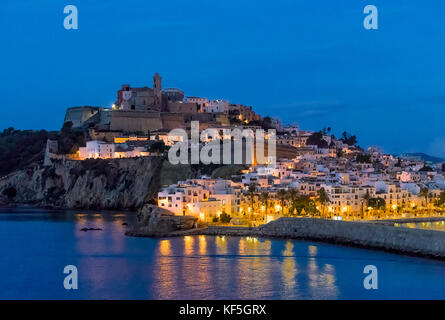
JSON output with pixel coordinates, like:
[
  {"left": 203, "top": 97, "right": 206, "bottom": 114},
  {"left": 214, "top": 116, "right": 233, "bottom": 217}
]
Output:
[
  {"left": 2, "top": 74, "right": 444, "bottom": 160},
  {"left": 1, "top": 0, "right": 445, "bottom": 302},
  {"left": 1, "top": 0, "right": 445, "bottom": 158}
]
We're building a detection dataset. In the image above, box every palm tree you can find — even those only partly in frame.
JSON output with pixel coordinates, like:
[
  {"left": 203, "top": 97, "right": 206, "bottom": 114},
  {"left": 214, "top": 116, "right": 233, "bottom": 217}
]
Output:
[
  {"left": 419, "top": 187, "right": 429, "bottom": 208},
  {"left": 287, "top": 189, "right": 299, "bottom": 216},
  {"left": 317, "top": 187, "right": 331, "bottom": 218},
  {"left": 363, "top": 190, "right": 372, "bottom": 219},
  {"left": 437, "top": 191, "right": 445, "bottom": 216},
  {"left": 439, "top": 191, "right": 445, "bottom": 207},
  {"left": 259, "top": 192, "right": 271, "bottom": 216},
  {"left": 247, "top": 183, "right": 257, "bottom": 214},
  {"left": 363, "top": 190, "right": 371, "bottom": 206},
  {"left": 276, "top": 189, "right": 288, "bottom": 216}
]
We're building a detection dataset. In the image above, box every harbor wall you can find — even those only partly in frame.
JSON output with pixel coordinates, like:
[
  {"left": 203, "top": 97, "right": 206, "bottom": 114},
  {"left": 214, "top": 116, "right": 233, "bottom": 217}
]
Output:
[{"left": 191, "top": 218, "right": 445, "bottom": 259}]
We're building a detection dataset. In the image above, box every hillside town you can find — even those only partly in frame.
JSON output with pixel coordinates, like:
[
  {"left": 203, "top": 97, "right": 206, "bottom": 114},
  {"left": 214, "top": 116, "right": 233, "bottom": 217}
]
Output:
[{"left": 45, "top": 73, "right": 445, "bottom": 224}]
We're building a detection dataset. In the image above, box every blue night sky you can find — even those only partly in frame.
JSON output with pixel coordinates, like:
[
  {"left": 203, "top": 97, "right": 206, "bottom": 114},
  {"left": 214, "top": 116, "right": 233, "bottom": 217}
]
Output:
[{"left": 1, "top": 0, "right": 445, "bottom": 157}]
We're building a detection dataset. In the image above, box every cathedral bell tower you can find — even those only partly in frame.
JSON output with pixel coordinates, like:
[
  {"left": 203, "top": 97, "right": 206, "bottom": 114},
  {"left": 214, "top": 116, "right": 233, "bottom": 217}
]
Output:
[{"left": 153, "top": 72, "right": 162, "bottom": 109}]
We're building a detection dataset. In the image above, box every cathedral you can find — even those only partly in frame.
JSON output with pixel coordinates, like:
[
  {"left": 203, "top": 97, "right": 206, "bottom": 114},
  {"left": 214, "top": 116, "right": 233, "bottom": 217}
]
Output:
[
  {"left": 116, "top": 73, "right": 163, "bottom": 111},
  {"left": 64, "top": 72, "right": 232, "bottom": 133}
]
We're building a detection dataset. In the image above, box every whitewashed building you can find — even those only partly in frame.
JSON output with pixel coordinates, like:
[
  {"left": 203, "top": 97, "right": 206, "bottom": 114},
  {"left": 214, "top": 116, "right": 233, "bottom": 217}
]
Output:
[{"left": 79, "top": 140, "right": 115, "bottom": 159}]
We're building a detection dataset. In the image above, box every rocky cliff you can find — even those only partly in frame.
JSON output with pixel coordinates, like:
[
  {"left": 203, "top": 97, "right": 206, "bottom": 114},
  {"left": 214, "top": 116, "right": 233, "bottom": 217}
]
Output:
[
  {"left": 0, "top": 155, "right": 245, "bottom": 210},
  {"left": 126, "top": 204, "right": 199, "bottom": 237},
  {"left": 0, "top": 157, "right": 164, "bottom": 209}
]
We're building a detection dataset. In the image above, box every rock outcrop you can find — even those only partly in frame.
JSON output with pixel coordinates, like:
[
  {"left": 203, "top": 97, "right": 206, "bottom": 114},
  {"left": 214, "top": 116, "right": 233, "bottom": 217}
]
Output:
[
  {"left": 0, "top": 195, "right": 8, "bottom": 207},
  {"left": 0, "top": 157, "right": 164, "bottom": 209},
  {"left": 126, "top": 204, "right": 198, "bottom": 237},
  {"left": 0, "top": 154, "right": 247, "bottom": 210}
]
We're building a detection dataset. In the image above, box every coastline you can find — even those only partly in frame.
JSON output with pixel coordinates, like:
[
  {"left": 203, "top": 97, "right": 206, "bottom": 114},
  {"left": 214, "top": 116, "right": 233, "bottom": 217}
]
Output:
[
  {"left": 5, "top": 205, "right": 445, "bottom": 261},
  {"left": 2, "top": 209, "right": 445, "bottom": 300},
  {"left": 127, "top": 217, "right": 445, "bottom": 260}
]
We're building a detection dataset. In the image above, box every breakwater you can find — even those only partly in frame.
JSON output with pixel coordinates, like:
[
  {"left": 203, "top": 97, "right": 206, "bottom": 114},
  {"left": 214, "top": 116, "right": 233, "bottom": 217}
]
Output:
[
  {"left": 177, "top": 217, "right": 445, "bottom": 259},
  {"left": 370, "top": 217, "right": 445, "bottom": 225}
]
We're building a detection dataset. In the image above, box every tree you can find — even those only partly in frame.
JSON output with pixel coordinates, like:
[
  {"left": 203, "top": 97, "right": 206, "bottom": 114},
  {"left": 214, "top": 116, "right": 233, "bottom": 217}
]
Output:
[
  {"left": 219, "top": 212, "right": 232, "bottom": 224},
  {"left": 247, "top": 183, "right": 257, "bottom": 214},
  {"left": 341, "top": 131, "right": 357, "bottom": 146},
  {"left": 2, "top": 127, "right": 14, "bottom": 136},
  {"left": 419, "top": 166, "right": 434, "bottom": 172},
  {"left": 276, "top": 189, "right": 288, "bottom": 215},
  {"left": 317, "top": 188, "right": 331, "bottom": 218},
  {"left": 259, "top": 192, "right": 271, "bottom": 215},
  {"left": 290, "top": 195, "right": 318, "bottom": 216},
  {"left": 363, "top": 190, "right": 372, "bottom": 218},
  {"left": 58, "top": 123, "right": 86, "bottom": 154},
  {"left": 322, "top": 127, "right": 331, "bottom": 134},
  {"left": 0, "top": 129, "right": 51, "bottom": 176},
  {"left": 419, "top": 187, "right": 429, "bottom": 207},
  {"left": 287, "top": 189, "right": 299, "bottom": 215},
  {"left": 356, "top": 154, "right": 371, "bottom": 163},
  {"left": 148, "top": 141, "right": 165, "bottom": 154},
  {"left": 368, "top": 197, "right": 386, "bottom": 210},
  {"left": 363, "top": 190, "right": 372, "bottom": 206},
  {"left": 437, "top": 191, "right": 445, "bottom": 206},
  {"left": 307, "top": 131, "right": 328, "bottom": 148},
  {"left": 262, "top": 116, "right": 273, "bottom": 129}
]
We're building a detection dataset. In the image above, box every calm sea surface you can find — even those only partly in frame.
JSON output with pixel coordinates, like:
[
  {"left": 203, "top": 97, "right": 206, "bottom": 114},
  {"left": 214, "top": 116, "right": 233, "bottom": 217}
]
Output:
[{"left": 1, "top": 207, "right": 445, "bottom": 300}]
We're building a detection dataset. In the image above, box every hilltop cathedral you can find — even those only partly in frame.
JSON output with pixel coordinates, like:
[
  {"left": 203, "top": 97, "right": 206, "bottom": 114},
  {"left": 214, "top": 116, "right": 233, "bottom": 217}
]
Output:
[
  {"left": 63, "top": 72, "right": 260, "bottom": 135},
  {"left": 117, "top": 73, "right": 164, "bottom": 111}
]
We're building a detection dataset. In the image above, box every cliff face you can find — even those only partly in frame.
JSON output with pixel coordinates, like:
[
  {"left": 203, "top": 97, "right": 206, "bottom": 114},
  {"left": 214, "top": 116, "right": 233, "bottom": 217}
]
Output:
[
  {"left": 0, "top": 154, "right": 245, "bottom": 210},
  {"left": 0, "top": 157, "right": 164, "bottom": 209},
  {"left": 126, "top": 204, "right": 199, "bottom": 237}
]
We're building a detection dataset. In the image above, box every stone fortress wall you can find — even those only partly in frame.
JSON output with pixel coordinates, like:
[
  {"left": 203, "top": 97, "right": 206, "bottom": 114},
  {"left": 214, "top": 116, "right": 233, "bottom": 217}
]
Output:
[
  {"left": 63, "top": 73, "right": 232, "bottom": 133},
  {"left": 62, "top": 73, "right": 258, "bottom": 138},
  {"left": 109, "top": 110, "right": 163, "bottom": 132},
  {"left": 64, "top": 106, "right": 101, "bottom": 128}
]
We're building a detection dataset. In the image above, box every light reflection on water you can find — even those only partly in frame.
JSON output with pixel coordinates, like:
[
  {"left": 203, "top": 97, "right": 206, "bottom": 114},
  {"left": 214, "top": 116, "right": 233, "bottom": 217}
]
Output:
[
  {"left": 1, "top": 208, "right": 445, "bottom": 299},
  {"left": 281, "top": 241, "right": 298, "bottom": 297},
  {"left": 151, "top": 235, "right": 340, "bottom": 299},
  {"left": 395, "top": 221, "right": 445, "bottom": 232}
]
